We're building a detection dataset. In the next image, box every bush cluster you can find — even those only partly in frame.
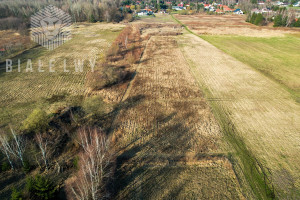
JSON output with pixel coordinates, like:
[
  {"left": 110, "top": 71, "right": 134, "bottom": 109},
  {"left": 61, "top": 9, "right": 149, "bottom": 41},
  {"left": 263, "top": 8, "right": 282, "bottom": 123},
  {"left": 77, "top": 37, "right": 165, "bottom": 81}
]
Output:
[
  {"left": 22, "top": 109, "right": 49, "bottom": 133},
  {"left": 273, "top": 14, "right": 300, "bottom": 27},
  {"left": 248, "top": 13, "right": 265, "bottom": 26},
  {"left": 11, "top": 175, "right": 58, "bottom": 200}
]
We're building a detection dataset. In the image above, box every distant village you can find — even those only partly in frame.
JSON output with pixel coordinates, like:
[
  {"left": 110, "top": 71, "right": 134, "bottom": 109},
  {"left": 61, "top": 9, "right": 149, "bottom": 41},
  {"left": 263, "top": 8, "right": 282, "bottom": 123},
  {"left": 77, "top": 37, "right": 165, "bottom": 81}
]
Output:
[{"left": 122, "top": 0, "right": 300, "bottom": 18}]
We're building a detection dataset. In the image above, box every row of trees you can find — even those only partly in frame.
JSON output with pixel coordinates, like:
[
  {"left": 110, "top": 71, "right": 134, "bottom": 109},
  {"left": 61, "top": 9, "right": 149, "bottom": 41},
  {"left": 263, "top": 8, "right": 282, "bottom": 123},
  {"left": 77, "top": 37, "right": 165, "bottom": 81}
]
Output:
[
  {"left": 273, "top": 8, "right": 300, "bottom": 27},
  {"left": 247, "top": 9, "right": 300, "bottom": 27},
  {"left": 0, "top": 0, "right": 126, "bottom": 32}
]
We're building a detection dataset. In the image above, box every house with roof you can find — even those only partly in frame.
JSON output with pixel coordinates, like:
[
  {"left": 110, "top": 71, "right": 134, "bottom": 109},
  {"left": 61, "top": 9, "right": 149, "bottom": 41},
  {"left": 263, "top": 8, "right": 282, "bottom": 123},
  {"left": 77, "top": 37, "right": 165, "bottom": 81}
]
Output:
[
  {"left": 261, "top": 8, "right": 272, "bottom": 13},
  {"left": 222, "top": 5, "right": 234, "bottom": 12},
  {"left": 178, "top": 2, "right": 184, "bottom": 7},
  {"left": 204, "top": 4, "right": 210, "bottom": 9},
  {"left": 172, "top": 6, "right": 186, "bottom": 10},
  {"left": 294, "top": 1, "right": 300, "bottom": 6},
  {"left": 137, "top": 9, "right": 153, "bottom": 16},
  {"left": 209, "top": 7, "right": 215, "bottom": 12},
  {"left": 251, "top": 8, "right": 261, "bottom": 14},
  {"left": 233, "top": 9, "right": 243, "bottom": 14}
]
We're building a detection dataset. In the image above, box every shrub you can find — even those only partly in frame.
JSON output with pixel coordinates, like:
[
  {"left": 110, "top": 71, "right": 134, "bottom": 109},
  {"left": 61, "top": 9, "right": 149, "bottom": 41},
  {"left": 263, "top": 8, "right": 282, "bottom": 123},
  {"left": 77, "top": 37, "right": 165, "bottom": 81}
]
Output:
[
  {"left": 250, "top": 13, "right": 257, "bottom": 24},
  {"left": 11, "top": 188, "right": 22, "bottom": 200},
  {"left": 273, "top": 14, "right": 287, "bottom": 27},
  {"left": 82, "top": 95, "right": 105, "bottom": 116},
  {"left": 22, "top": 109, "right": 48, "bottom": 133},
  {"left": 22, "top": 160, "right": 32, "bottom": 174},
  {"left": 26, "top": 175, "right": 57, "bottom": 200},
  {"left": 125, "top": 13, "right": 134, "bottom": 22},
  {"left": 72, "top": 156, "right": 79, "bottom": 170},
  {"left": 86, "top": 64, "right": 127, "bottom": 90},
  {"left": 89, "top": 14, "right": 96, "bottom": 23},
  {"left": 291, "top": 18, "right": 300, "bottom": 27},
  {"left": 254, "top": 13, "right": 264, "bottom": 25},
  {"left": 1, "top": 161, "right": 11, "bottom": 172}
]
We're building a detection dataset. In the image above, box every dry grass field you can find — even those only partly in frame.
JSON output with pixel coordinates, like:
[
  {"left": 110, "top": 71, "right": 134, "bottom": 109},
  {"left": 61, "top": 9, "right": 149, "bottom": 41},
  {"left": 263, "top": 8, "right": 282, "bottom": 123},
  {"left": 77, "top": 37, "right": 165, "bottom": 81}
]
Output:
[
  {"left": 175, "top": 14, "right": 300, "bottom": 37},
  {"left": 0, "top": 23, "right": 124, "bottom": 130},
  {"left": 1, "top": 12, "right": 298, "bottom": 199},
  {"left": 176, "top": 19, "right": 300, "bottom": 198},
  {"left": 110, "top": 17, "right": 248, "bottom": 199},
  {"left": 0, "top": 30, "right": 34, "bottom": 63}
]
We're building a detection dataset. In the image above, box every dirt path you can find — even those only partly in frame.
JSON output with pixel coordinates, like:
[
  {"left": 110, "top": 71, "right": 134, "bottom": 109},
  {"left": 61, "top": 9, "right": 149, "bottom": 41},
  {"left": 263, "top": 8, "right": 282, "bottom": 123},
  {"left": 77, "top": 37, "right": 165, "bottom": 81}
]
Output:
[
  {"left": 111, "top": 23, "right": 245, "bottom": 199},
  {"left": 178, "top": 33, "right": 300, "bottom": 198}
]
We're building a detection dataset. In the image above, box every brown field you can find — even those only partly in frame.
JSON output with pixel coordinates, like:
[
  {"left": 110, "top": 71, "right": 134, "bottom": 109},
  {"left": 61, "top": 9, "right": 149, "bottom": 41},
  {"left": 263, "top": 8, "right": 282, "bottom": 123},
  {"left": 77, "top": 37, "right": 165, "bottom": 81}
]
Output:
[
  {"left": 1, "top": 13, "right": 299, "bottom": 199},
  {"left": 110, "top": 17, "right": 248, "bottom": 199},
  {"left": 0, "top": 30, "right": 34, "bottom": 63},
  {"left": 175, "top": 14, "right": 300, "bottom": 37}
]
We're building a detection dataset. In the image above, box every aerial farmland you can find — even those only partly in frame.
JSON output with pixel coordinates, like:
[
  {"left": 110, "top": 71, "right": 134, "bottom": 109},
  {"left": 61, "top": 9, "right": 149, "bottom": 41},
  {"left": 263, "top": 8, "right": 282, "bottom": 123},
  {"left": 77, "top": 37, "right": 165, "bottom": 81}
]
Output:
[{"left": 0, "top": 0, "right": 299, "bottom": 199}]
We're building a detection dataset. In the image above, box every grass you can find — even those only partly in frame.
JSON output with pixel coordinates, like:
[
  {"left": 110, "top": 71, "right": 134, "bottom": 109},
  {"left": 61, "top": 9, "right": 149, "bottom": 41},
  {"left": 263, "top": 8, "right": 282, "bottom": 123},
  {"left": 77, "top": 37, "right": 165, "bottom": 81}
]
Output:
[
  {"left": 114, "top": 162, "right": 244, "bottom": 199},
  {"left": 111, "top": 29, "right": 246, "bottom": 199},
  {"left": 172, "top": 14, "right": 299, "bottom": 199},
  {"left": 0, "top": 23, "right": 124, "bottom": 130},
  {"left": 200, "top": 35, "right": 300, "bottom": 102},
  {"left": 182, "top": 50, "right": 276, "bottom": 200},
  {"left": 207, "top": 99, "right": 276, "bottom": 199}
]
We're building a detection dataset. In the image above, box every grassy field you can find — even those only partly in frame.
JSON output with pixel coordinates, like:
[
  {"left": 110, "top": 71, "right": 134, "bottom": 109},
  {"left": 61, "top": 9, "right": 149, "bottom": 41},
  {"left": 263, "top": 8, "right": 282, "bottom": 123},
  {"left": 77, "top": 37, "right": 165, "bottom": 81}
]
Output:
[
  {"left": 178, "top": 31, "right": 300, "bottom": 199},
  {"left": 110, "top": 19, "right": 249, "bottom": 199},
  {"left": 0, "top": 23, "right": 124, "bottom": 130},
  {"left": 201, "top": 34, "right": 300, "bottom": 102}
]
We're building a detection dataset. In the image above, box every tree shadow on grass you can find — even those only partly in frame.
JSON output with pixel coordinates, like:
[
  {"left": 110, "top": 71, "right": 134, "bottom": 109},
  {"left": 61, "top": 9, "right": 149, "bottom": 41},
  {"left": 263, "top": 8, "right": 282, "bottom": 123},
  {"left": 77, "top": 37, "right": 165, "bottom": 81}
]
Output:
[
  {"left": 108, "top": 103, "right": 219, "bottom": 199},
  {"left": 0, "top": 46, "right": 45, "bottom": 77}
]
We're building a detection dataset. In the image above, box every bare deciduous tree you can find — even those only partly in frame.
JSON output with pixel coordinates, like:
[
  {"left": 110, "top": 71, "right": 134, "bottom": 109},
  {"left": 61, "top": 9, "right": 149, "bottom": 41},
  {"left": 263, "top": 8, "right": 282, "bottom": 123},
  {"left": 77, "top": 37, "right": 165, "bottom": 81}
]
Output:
[
  {"left": 35, "top": 133, "right": 50, "bottom": 170},
  {"left": 0, "top": 128, "right": 27, "bottom": 169},
  {"left": 66, "top": 127, "right": 113, "bottom": 200},
  {"left": 11, "top": 128, "right": 26, "bottom": 166},
  {"left": 0, "top": 133, "right": 15, "bottom": 169},
  {"left": 286, "top": 9, "right": 296, "bottom": 27}
]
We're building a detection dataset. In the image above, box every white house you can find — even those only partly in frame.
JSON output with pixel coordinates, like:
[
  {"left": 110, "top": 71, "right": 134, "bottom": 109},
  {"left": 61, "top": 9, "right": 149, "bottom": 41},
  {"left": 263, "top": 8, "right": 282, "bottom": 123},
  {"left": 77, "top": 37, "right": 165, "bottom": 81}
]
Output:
[
  {"left": 172, "top": 6, "right": 186, "bottom": 10},
  {"left": 233, "top": 9, "right": 243, "bottom": 14}
]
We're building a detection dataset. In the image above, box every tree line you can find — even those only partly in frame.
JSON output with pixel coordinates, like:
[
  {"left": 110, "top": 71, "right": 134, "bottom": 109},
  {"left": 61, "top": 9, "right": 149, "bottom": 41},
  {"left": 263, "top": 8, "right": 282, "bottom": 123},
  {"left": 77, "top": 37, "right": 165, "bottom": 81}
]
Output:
[
  {"left": 247, "top": 8, "right": 300, "bottom": 27},
  {"left": 0, "top": 0, "right": 127, "bottom": 33}
]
